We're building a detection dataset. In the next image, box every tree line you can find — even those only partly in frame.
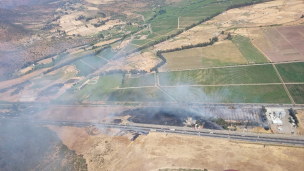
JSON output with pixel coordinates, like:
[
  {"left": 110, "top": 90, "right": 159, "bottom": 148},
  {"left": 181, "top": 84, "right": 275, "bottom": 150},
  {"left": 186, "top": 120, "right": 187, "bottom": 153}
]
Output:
[{"left": 289, "top": 108, "right": 299, "bottom": 126}]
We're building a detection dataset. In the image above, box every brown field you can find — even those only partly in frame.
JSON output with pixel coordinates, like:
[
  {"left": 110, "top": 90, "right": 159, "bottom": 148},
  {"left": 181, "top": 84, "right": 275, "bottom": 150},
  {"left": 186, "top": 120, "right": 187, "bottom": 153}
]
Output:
[
  {"left": 277, "top": 25, "right": 304, "bottom": 57},
  {"left": 160, "top": 40, "right": 248, "bottom": 71},
  {"left": 49, "top": 126, "right": 304, "bottom": 171},
  {"left": 154, "top": 24, "right": 223, "bottom": 51},
  {"left": 252, "top": 26, "right": 304, "bottom": 62},
  {"left": 297, "top": 110, "right": 304, "bottom": 135},
  {"left": 212, "top": 0, "right": 304, "bottom": 29},
  {"left": 93, "top": 51, "right": 161, "bottom": 73}
]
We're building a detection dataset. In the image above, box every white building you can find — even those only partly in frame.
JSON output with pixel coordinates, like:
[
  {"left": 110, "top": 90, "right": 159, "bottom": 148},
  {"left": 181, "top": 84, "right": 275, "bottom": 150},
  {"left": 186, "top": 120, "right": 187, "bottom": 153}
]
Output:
[{"left": 272, "top": 117, "right": 283, "bottom": 125}]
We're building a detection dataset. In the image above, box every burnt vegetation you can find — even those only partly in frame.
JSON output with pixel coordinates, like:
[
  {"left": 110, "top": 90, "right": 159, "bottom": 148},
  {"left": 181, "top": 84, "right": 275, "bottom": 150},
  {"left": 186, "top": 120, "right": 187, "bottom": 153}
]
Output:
[{"left": 120, "top": 107, "right": 223, "bottom": 129}]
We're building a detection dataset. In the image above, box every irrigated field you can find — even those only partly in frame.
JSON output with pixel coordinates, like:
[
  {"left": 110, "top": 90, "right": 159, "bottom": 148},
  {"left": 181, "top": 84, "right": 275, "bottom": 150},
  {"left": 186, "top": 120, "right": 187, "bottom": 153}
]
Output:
[
  {"left": 74, "top": 56, "right": 107, "bottom": 76},
  {"left": 107, "top": 87, "right": 174, "bottom": 102},
  {"left": 121, "top": 74, "right": 155, "bottom": 87},
  {"left": 160, "top": 41, "right": 248, "bottom": 71},
  {"left": 97, "top": 47, "right": 118, "bottom": 60},
  {"left": 287, "top": 84, "right": 304, "bottom": 104},
  {"left": 164, "top": 85, "right": 290, "bottom": 104},
  {"left": 232, "top": 35, "right": 269, "bottom": 63},
  {"left": 56, "top": 74, "right": 122, "bottom": 103},
  {"left": 275, "top": 62, "right": 304, "bottom": 83},
  {"left": 158, "top": 64, "right": 280, "bottom": 86}
]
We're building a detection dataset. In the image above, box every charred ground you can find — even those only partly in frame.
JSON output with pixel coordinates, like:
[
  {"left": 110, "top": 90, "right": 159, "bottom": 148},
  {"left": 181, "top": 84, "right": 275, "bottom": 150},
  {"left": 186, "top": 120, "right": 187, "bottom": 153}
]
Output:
[{"left": 120, "top": 107, "right": 223, "bottom": 130}]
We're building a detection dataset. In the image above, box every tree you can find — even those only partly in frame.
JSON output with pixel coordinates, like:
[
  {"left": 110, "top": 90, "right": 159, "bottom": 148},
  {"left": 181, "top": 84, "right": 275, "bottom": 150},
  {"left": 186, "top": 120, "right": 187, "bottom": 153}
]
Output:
[
  {"left": 262, "top": 106, "right": 267, "bottom": 113},
  {"left": 227, "top": 32, "right": 232, "bottom": 40},
  {"left": 99, "top": 33, "right": 104, "bottom": 39}
]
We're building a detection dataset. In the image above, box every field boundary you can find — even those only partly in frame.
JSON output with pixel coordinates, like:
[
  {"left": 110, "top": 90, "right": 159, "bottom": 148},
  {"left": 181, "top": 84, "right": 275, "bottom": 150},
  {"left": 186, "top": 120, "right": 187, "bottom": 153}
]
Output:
[
  {"left": 158, "top": 61, "right": 304, "bottom": 73},
  {"left": 247, "top": 28, "right": 272, "bottom": 62},
  {"left": 272, "top": 64, "right": 295, "bottom": 104}
]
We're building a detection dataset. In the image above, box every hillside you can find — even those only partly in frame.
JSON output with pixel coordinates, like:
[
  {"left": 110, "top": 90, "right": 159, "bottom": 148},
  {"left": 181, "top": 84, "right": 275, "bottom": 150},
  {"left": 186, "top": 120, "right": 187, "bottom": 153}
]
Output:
[{"left": 0, "top": 0, "right": 60, "bottom": 9}]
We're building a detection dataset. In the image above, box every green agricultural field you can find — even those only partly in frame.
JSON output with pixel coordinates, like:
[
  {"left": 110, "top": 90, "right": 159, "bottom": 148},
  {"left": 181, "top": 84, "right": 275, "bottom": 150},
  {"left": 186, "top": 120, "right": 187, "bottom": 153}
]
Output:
[
  {"left": 158, "top": 64, "right": 280, "bottom": 86},
  {"left": 73, "top": 56, "right": 107, "bottom": 76},
  {"left": 121, "top": 74, "right": 155, "bottom": 87},
  {"left": 56, "top": 74, "right": 122, "bottom": 103},
  {"left": 164, "top": 85, "right": 291, "bottom": 104},
  {"left": 107, "top": 87, "right": 174, "bottom": 102},
  {"left": 98, "top": 47, "right": 118, "bottom": 60},
  {"left": 131, "top": 39, "right": 152, "bottom": 46},
  {"left": 275, "top": 62, "right": 304, "bottom": 83},
  {"left": 287, "top": 84, "right": 304, "bottom": 104},
  {"left": 122, "top": 44, "right": 139, "bottom": 53},
  {"left": 232, "top": 35, "right": 269, "bottom": 63}
]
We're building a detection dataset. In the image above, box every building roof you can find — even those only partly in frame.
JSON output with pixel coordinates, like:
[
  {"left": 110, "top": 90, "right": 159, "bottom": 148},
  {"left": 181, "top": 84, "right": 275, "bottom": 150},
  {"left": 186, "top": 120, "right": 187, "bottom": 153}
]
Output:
[{"left": 273, "top": 118, "right": 282, "bottom": 124}]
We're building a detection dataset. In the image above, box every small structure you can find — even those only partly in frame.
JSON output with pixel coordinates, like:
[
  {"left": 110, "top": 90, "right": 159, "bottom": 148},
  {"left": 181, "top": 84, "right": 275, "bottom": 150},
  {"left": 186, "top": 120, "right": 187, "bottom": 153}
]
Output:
[
  {"left": 265, "top": 108, "right": 286, "bottom": 119},
  {"left": 272, "top": 117, "right": 283, "bottom": 125}
]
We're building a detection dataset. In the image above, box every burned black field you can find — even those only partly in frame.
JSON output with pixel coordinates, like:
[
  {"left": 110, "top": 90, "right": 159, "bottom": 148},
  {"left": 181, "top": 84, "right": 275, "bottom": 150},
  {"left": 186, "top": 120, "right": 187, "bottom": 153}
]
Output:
[{"left": 119, "top": 107, "right": 223, "bottom": 130}]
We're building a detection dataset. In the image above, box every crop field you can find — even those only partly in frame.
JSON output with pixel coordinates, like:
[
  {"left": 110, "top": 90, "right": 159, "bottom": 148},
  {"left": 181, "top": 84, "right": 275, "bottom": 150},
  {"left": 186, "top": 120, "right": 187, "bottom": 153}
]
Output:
[
  {"left": 287, "top": 84, "right": 304, "bottom": 104},
  {"left": 56, "top": 74, "right": 122, "bottom": 103},
  {"left": 231, "top": 35, "right": 269, "bottom": 63},
  {"left": 121, "top": 44, "right": 139, "bottom": 53},
  {"left": 160, "top": 41, "right": 248, "bottom": 71},
  {"left": 73, "top": 56, "right": 107, "bottom": 76},
  {"left": 277, "top": 25, "right": 304, "bottom": 56},
  {"left": 121, "top": 74, "right": 155, "bottom": 87},
  {"left": 107, "top": 87, "right": 174, "bottom": 102},
  {"left": 158, "top": 64, "right": 280, "bottom": 86},
  {"left": 98, "top": 47, "right": 118, "bottom": 60},
  {"left": 252, "top": 26, "right": 304, "bottom": 62},
  {"left": 275, "top": 62, "right": 304, "bottom": 83},
  {"left": 164, "top": 85, "right": 290, "bottom": 104}
]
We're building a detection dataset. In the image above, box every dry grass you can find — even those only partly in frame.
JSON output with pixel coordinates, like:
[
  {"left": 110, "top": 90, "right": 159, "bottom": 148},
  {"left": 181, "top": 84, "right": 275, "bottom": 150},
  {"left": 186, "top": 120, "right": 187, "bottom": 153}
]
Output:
[
  {"left": 49, "top": 126, "right": 304, "bottom": 171},
  {"left": 297, "top": 110, "right": 304, "bottom": 135},
  {"left": 154, "top": 24, "right": 223, "bottom": 51},
  {"left": 160, "top": 40, "right": 248, "bottom": 71},
  {"left": 93, "top": 51, "right": 161, "bottom": 73}
]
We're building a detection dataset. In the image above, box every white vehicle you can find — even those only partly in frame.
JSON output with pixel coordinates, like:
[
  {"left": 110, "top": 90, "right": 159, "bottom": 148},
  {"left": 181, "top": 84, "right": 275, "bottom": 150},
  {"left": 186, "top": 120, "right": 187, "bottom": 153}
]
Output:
[{"left": 210, "top": 132, "right": 213, "bottom": 134}]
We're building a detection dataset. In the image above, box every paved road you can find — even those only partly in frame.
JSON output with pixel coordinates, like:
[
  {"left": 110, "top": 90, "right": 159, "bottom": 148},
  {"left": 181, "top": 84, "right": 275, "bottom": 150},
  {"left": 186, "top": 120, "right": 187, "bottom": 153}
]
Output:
[{"left": 2, "top": 117, "right": 304, "bottom": 146}]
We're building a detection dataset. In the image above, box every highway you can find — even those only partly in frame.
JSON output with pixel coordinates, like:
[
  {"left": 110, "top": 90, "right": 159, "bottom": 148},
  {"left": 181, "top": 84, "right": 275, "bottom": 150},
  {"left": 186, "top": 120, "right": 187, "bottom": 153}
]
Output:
[{"left": 2, "top": 117, "right": 304, "bottom": 146}]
